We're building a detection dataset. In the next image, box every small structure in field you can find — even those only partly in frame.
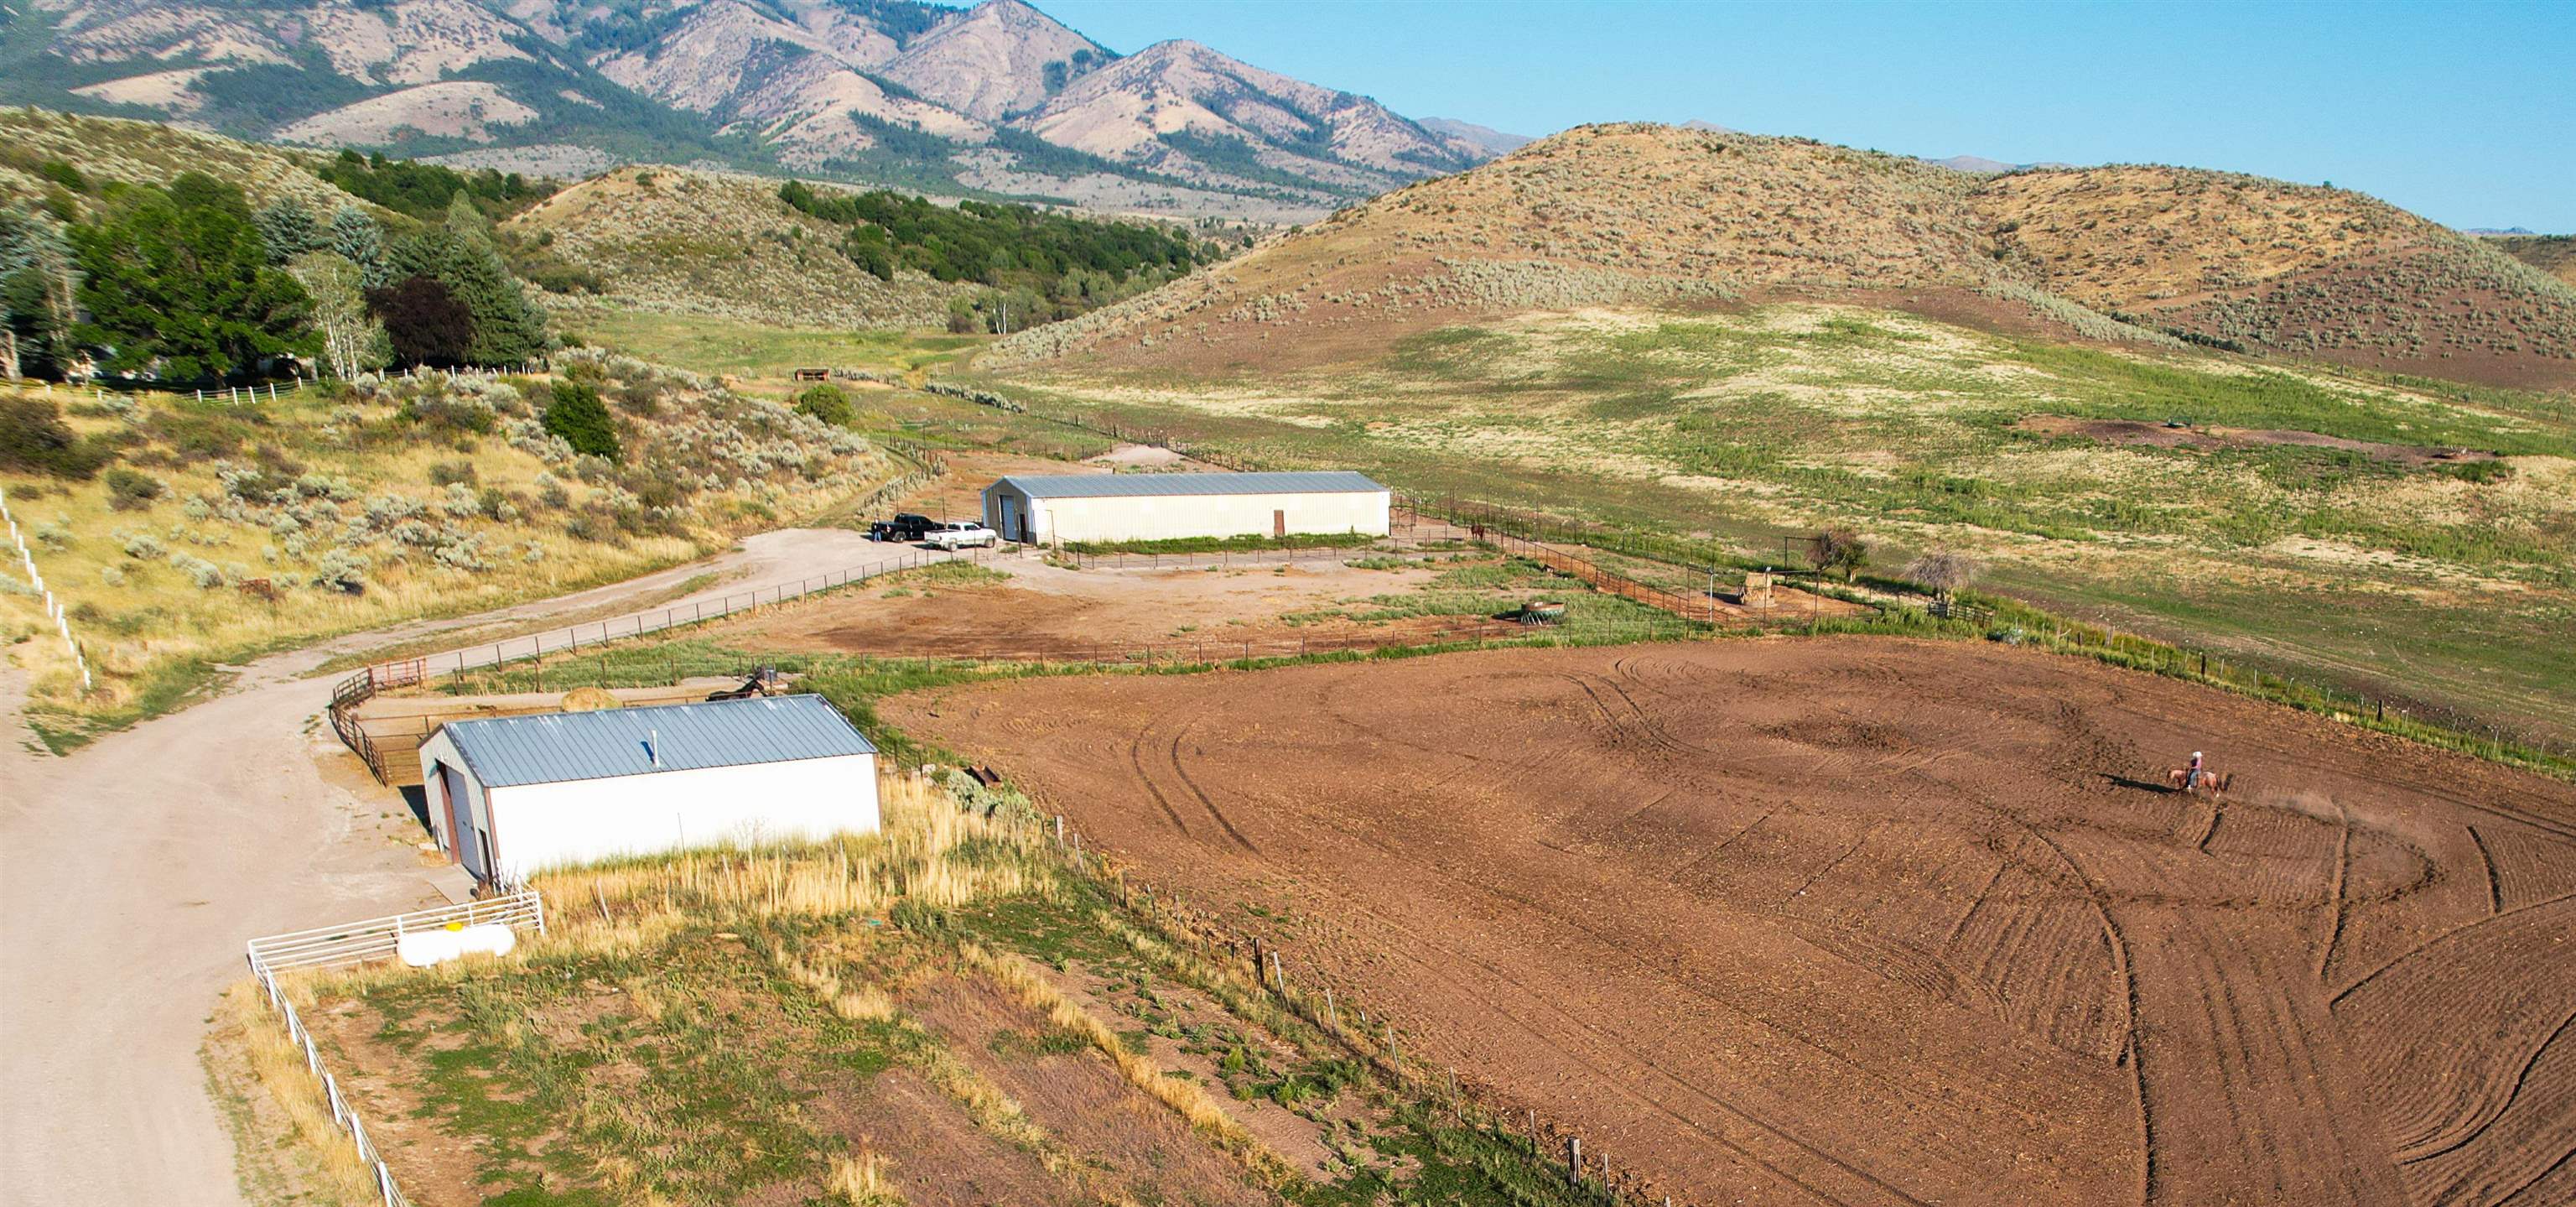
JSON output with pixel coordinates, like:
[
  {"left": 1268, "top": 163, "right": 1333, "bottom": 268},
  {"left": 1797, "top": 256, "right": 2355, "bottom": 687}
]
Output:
[
  {"left": 417, "top": 694, "right": 879, "bottom": 885},
  {"left": 981, "top": 470, "right": 1390, "bottom": 545}
]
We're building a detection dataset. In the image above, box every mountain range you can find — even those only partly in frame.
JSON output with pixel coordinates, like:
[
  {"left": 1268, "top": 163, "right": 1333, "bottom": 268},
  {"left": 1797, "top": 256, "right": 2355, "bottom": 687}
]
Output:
[{"left": 0, "top": 0, "right": 1489, "bottom": 220}]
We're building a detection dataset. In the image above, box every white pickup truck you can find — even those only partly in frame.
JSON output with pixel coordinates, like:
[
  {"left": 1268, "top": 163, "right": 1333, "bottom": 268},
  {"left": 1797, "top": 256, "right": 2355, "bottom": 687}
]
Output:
[{"left": 922, "top": 520, "right": 1000, "bottom": 550}]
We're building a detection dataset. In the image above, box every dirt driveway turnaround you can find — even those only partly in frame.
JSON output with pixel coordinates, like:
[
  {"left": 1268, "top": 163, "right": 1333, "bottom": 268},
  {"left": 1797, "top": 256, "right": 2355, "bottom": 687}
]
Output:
[
  {"left": 890, "top": 638, "right": 2576, "bottom": 1207},
  {"left": 0, "top": 527, "right": 941, "bottom": 1207}
]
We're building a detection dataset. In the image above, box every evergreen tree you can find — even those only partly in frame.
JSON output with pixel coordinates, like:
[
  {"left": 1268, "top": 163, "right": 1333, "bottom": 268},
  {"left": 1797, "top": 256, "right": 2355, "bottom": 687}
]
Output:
[
  {"left": 252, "top": 196, "right": 320, "bottom": 264},
  {"left": 542, "top": 381, "right": 618, "bottom": 457},
  {"left": 386, "top": 227, "right": 545, "bottom": 367},
  {"left": 444, "top": 190, "right": 495, "bottom": 247},
  {"left": 328, "top": 205, "right": 390, "bottom": 289},
  {"left": 69, "top": 173, "right": 313, "bottom": 382}
]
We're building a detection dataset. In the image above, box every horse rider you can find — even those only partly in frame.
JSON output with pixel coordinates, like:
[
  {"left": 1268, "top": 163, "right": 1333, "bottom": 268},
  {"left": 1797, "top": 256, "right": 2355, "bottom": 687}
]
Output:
[{"left": 2185, "top": 750, "right": 2205, "bottom": 792}]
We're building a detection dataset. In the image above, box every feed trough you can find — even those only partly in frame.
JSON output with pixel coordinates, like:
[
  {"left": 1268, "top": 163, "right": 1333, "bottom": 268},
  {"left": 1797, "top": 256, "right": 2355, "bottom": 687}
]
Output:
[{"left": 1519, "top": 600, "right": 1567, "bottom": 626}]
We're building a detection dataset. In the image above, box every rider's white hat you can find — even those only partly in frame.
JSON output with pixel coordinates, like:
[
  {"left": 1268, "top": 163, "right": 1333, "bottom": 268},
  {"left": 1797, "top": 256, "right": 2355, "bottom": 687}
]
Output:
[{"left": 2193, "top": 751, "right": 2203, "bottom": 757}]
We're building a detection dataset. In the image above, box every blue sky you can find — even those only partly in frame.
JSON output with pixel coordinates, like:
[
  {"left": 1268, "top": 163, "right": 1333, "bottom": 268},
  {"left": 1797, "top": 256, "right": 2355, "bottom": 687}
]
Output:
[{"left": 1023, "top": 0, "right": 2576, "bottom": 232}]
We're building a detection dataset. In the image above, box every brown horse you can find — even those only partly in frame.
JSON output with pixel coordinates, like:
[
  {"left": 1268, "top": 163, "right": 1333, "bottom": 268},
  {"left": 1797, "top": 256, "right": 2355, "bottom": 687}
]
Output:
[{"left": 2167, "top": 767, "right": 2233, "bottom": 796}]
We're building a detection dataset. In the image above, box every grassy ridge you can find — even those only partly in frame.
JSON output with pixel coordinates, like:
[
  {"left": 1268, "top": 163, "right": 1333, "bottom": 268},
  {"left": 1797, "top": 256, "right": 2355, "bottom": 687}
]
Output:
[{"left": 976, "top": 302, "right": 2576, "bottom": 746}]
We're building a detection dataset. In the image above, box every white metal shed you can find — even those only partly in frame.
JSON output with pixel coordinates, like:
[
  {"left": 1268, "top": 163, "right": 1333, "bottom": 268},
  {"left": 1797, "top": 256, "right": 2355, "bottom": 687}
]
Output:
[
  {"left": 981, "top": 471, "right": 1390, "bottom": 545},
  {"left": 418, "top": 694, "right": 880, "bottom": 885}
]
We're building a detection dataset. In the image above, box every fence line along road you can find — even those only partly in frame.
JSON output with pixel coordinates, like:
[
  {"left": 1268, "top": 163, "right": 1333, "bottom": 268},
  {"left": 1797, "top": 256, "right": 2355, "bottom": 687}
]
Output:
[
  {"left": 361, "top": 540, "right": 1031, "bottom": 685},
  {"left": 242, "top": 891, "right": 548, "bottom": 1207}
]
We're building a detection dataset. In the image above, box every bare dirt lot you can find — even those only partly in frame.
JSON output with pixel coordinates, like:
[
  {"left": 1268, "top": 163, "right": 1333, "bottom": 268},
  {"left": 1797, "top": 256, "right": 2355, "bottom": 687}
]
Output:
[
  {"left": 888, "top": 638, "right": 2576, "bottom": 1207},
  {"left": 709, "top": 558, "right": 1525, "bottom": 659}
]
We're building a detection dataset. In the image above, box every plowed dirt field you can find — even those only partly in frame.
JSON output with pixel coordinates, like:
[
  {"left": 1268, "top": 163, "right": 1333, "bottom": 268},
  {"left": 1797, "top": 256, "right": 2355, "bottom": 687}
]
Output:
[{"left": 887, "top": 638, "right": 2576, "bottom": 1207}]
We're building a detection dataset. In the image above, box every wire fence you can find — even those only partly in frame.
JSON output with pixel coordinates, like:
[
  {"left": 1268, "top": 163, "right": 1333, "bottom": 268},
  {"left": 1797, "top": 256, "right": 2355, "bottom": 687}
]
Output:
[{"left": 242, "top": 892, "right": 548, "bottom": 1207}]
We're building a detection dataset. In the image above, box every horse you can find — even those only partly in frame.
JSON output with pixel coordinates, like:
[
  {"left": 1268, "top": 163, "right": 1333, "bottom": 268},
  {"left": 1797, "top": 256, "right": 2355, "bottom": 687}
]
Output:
[{"left": 2166, "top": 767, "right": 2233, "bottom": 796}]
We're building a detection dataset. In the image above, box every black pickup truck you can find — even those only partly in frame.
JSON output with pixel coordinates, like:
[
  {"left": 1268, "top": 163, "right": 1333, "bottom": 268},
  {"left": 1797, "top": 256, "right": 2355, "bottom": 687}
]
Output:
[{"left": 867, "top": 512, "right": 937, "bottom": 542}]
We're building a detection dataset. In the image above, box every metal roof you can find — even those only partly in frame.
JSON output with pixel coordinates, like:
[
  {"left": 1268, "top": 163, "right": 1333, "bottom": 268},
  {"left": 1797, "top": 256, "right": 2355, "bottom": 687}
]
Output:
[
  {"left": 988, "top": 471, "right": 1387, "bottom": 500},
  {"left": 435, "top": 695, "right": 876, "bottom": 788}
]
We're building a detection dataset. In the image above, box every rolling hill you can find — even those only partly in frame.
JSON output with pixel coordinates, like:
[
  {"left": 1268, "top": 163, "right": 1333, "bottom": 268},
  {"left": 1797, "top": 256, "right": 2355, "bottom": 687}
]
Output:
[
  {"left": 1, "top": 0, "right": 1487, "bottom": 220},
  {"left": 994, "top": 122, "right": 2576, "bottom": 388},
  {"left": 2490, "top": 233, "right": 2576, "bottom": 287}
]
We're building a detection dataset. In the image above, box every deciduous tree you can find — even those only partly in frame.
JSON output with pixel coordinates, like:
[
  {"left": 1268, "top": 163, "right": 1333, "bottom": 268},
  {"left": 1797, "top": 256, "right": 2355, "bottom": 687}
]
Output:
[
  {"left": 1808, "top": 526, "right": 1870, "bottom": 582},
  {"left": 288, "top": 251, "right": 389, "bottom": 379},
  {"left": 366, "top": 276, "right": 473, "bottom": 368}
]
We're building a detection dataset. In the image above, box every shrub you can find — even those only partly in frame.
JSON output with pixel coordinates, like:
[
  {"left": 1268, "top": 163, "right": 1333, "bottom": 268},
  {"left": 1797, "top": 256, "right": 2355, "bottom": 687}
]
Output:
[
  {"left": 543, "top": 382, "right": 618, "bottom": 458},
  {"left": 169, "top": 554, "right": 224, "bottom": 589},
  {"left": 400, "top": 391, "right": 496, "bottom": 434},
  {"left": 120, "top": 532, "right": 166, "bottom": 559},
  {"left": 105, "top": 467, "right": 165, "bottom": 511},
  {"left": 428, "top": 459, "right": 479, "bottom": 486},
  {"left": 0, "top": 396, "right": 111, "bottom": 478},
  {"left": 312, "top": 548, "right": 368, "bottom": 593},
  {"left": 792, "top": 383, "right": 854, "bottom": 427}
]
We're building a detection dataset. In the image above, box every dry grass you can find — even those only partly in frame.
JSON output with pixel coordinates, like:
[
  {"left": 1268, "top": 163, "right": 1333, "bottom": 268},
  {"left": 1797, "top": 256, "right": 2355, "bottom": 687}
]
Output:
[
  {"left": 828, "top": 1143, "right": 905, "bottom": 1207},
  {"left": 961, "top": 940, "right": 1290, "bottom": 1181},
  {"left": 3, "top": 355, "right": 900, "bottom": 744},
  {"left": 527, "top": 775, "right": 1042, "bottom": 949},
  {"left": 211, "top": 985, "right": 384, "bottom": 1206}
]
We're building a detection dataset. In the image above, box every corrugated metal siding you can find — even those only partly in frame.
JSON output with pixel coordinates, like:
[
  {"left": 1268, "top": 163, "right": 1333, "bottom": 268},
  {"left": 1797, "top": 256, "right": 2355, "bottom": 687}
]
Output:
[
  {"left": 439, "top": 695, "right": 877, "bottom": 788},
  {"left": 990, "top": 471, "right": 1386, "bottom": 500}
]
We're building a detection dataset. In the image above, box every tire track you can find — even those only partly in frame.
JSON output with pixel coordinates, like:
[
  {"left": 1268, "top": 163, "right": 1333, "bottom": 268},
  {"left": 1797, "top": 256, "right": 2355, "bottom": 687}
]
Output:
[
  {"left": 2396, "top": 1007, "right": 2576, "bottom": 1166},
  {"left": 2316, "top": 798, "right": 2353, "bottom": 979},
  {"left": 2332, "top": 889, "right": 2576, "bottom": 1007},
  {"left": 2469, "top": 825, "right": 2501, "bottom": 916},
  {"left": 1940, "top": 861, "right": 2007, "bottom": 954},
  {"left": 1126, "top": 716, "right": 1195, "bottom": 838},
  {"left": 1166, "top": 718, "right": 1259, "bottom": 855},
  {"left": 1312, "top": 879, "right": 1933, "bottom": 1207},
  {"left": 2010, "top": 820, "right": 2152, "bottom": 1206}
]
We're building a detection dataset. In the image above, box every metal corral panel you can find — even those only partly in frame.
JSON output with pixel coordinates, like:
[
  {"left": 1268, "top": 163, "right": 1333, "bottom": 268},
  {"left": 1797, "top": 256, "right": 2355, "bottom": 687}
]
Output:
[
  {"left": 435, "top": 694, "right": 876, "bottom": 788},
  {"left": 992, "top": 471, "right": 1386, "bottom": 499}
]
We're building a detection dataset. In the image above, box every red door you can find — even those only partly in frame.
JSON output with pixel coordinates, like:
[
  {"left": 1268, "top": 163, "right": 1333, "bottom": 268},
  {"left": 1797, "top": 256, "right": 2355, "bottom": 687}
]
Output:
[{"left": 1273, "top": 509, "right": 1286, "bottom": 538}]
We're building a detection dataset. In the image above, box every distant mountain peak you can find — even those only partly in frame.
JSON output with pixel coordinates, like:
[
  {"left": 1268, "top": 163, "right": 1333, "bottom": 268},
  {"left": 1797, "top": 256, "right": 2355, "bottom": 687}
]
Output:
[{"left": 3, "top": 0, "right": 1496, "bottom": 221}]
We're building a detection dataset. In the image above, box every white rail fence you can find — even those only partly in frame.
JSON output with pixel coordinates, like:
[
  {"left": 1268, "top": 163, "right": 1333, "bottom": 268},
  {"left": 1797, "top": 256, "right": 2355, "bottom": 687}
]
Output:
[
  {"left": 361, "top": 541, "right": 1035, "bottom": 684},
  {"left": 243, "top": 892, "right": 548, "bottom": 1207},
  {"left": 0, "top": 483, "right": 90, "bottom": 690}
]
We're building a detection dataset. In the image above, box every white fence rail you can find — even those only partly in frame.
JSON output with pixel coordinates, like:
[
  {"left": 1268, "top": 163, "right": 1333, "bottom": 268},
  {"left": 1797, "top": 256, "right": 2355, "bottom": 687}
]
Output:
[
  {"left": 242, "top": 891, "right": 547, "bottom": 1207},
  {"left": 247, "top": 892, "right": 545, "bottom": 973},
  {"left": 0, "top": 483, "right": 91, "bottom": 691}
]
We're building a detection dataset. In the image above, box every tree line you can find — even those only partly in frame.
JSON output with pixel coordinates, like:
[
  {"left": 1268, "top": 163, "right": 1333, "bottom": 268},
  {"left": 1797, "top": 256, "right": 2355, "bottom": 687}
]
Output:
[
  {"left": 2, "top": 167, "right": 548, "bottom": 385},
  {"left": 772, "top": 181, "right": 1205, "bottom": 306}
]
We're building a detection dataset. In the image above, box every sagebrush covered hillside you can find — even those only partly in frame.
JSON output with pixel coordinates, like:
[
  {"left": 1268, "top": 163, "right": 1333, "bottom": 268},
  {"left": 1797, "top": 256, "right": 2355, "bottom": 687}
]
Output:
[
  {"left": 0, "top": 352, "right": 902, "bottom": 746},
  {"left": 993, "top": 123, "right": 2576, "bottom": 388},
  {"left": 1982, "top": 167, "right": 2576, "bottom": 383},
  {"left": 506, "top": 167, "right": 974, "bottom": 329}
]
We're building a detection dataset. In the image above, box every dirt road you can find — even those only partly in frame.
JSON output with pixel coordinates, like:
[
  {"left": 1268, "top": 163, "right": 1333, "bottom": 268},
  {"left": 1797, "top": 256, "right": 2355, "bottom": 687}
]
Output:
[
  {"left": 892, "top": 638, "right": 2576, "bottom": 1207},
  {"left": 0, "top": 528, "right": 944, "bottom": 1207}
]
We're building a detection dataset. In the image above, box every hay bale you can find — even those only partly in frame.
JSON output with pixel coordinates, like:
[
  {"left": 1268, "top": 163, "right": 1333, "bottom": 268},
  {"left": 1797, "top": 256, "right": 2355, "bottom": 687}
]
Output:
[{"left": 560, "top": 687, "right": 624, "bottom": 712}]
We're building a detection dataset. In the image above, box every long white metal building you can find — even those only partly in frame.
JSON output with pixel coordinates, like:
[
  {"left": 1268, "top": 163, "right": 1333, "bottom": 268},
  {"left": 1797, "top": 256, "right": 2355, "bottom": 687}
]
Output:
[
  {"left": 981, "top": 471, "right": 1390, "bottom": 545},
  {"left": 418, "top": 694, "right": 880, "bottom": 885}
]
